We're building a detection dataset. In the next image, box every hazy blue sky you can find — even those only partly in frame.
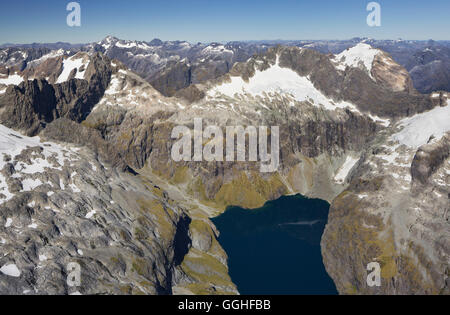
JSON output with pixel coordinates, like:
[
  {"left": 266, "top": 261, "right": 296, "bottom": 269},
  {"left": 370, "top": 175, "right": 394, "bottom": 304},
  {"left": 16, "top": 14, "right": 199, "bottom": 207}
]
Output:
[{"left": 0, "top": 0, "right": 449, "bottom": 44}]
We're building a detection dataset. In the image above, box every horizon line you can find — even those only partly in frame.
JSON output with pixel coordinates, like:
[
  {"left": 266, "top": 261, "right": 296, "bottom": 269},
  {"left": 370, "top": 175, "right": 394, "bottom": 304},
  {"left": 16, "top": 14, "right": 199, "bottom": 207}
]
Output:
[{"left": 1, "top": 36, "right": 450, "bottom": 47}]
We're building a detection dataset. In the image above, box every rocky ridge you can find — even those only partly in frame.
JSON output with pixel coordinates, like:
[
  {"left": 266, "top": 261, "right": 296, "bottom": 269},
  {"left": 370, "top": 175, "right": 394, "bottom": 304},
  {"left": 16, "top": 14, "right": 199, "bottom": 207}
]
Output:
[{"left": 3, "top": 37, "right": 450, "bottom": 98}]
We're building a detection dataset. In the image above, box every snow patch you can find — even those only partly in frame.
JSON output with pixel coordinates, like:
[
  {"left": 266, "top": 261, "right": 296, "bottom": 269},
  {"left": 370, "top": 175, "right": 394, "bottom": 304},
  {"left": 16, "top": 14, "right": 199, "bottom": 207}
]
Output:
[
  {"left": 0, "top": 73, "right": 24, "bottom": 86},
  {"left": 4, "top": 218, "right": 12, "bottom": 228},
  {"left": 334, "top": 156, "right": 360, "bottom": 183},
  {"left": 0, "top": 264, "right": 21, "bottom": 277},
  {"left": 56, "top": 56, "right": 89, "bottom": 84},
  {"left": 69, "top": 183, "right": 81, "bottom": 193},
  {"left": 28, "top": 222, "right": 38, "bottom": 229},
  {"left": 104, "top": 75, "right": 121, "bottom": 96},
  {"left": 367, "top": 113, "right": 391, "bottom": 127},
  {"left": 392, "top": 104, "right": 450, "bottom": 148},
  {"left": 85, "top": 210, "right": 96, "bottom": 219},
  {"left": 21, "top": 178, "right": 43, "bottom": 191}
]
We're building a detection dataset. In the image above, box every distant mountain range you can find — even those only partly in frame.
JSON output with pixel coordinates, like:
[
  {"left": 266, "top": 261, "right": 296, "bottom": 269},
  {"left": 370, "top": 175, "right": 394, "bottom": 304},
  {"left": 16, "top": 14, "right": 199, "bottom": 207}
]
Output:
[{"left": 1, "top": 37, "right": 450, "bottom": 95}]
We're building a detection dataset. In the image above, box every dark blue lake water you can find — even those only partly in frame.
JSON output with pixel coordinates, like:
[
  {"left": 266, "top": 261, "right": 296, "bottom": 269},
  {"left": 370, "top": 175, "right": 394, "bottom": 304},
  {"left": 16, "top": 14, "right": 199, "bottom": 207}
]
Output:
[{"left": 212, "top": 194, "right": 338, "bottom": 295}]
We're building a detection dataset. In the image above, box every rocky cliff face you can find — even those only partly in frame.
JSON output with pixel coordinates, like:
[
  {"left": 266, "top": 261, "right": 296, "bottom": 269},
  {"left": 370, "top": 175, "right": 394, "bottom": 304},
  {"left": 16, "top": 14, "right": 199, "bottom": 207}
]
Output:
[
  {"left": 322, "top": 128, "right": 449, "bottom": 294},
  {"left": 0, "top": 42, "right": 448, "bottom": 295},
  {"left": 0, "top": 53, "right": 112, "bottom": 136},
  {"left": 372, "top": 52, "right": 415, "bottom": 93}
]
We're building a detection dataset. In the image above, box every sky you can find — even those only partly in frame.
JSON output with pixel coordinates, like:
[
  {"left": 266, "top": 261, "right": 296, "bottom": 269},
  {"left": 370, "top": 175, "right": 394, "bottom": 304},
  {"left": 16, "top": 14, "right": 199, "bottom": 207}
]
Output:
[{"left": 0, "top": 0, "right": 449, "bottom": 44}]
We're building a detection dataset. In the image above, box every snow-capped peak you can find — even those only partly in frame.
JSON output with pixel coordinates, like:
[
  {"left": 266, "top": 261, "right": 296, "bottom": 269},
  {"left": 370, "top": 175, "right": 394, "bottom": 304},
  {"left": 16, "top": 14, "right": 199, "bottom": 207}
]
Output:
[
  {"left": 97, "top": 36, "right": 119, "bottom": 50},
  {"left": 333, "top": 43, "right": 381, "bottom": 77},
  {"left": 201, "top": 43, "right": 233, "bottom": 56},
  {"left": 104, "top": 35, "right": 119, "bottom": 42},
  {"left": 98, "top": 36, "right": 154, "bottom": 51}
]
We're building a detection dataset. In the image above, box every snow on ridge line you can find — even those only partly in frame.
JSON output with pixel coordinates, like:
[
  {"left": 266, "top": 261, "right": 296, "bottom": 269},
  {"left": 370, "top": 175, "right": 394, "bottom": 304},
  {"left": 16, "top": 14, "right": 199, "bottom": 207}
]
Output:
[
  {"left": 28, "top": 49, "right": 66, "bottom": 66},
  {"left": 207, "top": 52, "right": 392, "bottom": 127},
  {"left": 116, "top": 41, "right": 137, "bottom": 49},
  {"left": 333, "top": 43, "right": 380, "bottom": 76},
  {"left": 202, "top": 45, "right": 233, "bottom": 55},
  {"left": 208, "top": 56, "right": 360, "bottom": 112},
  {"left": 0, "top": 73, "right": 24, "bottom": 86},
  {"left": 392, "top": 104, "right": 450, "bottom": 149},
  {"left": 113, "top": 40, "right": 152, "bottom": 50}
]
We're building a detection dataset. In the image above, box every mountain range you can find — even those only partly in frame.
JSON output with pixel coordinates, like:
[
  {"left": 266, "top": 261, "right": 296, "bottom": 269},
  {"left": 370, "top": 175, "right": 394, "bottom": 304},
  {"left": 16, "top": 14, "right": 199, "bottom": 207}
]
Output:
[
  {"left": 2, "top": 37, "right": 450, "bottom": 96},
  {"left": 0, "top": 37, "right": 448, "bottom": 295}
]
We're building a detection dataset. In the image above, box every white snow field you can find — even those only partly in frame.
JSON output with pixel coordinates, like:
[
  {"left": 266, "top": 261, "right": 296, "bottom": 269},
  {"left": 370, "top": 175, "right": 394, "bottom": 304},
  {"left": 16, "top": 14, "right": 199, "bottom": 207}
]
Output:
[
  {"left": 0, "top": 264, "right": 21, "bottom": 277},
  {"left": 56, "top": 55, "right": 89, "bottom": 83},
  {"left": 0, "top": 73, "right": 24, "bottom": 86},
  {"left": 393, "top": 104, "right": 450, "bottom": 148}
]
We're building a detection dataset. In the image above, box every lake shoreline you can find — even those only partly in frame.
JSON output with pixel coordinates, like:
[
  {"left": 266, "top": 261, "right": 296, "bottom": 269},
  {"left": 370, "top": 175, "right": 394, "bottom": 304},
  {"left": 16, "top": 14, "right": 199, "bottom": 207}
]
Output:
[{"left": 212, "top": 194, "right": 338, "bottom": 295}]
